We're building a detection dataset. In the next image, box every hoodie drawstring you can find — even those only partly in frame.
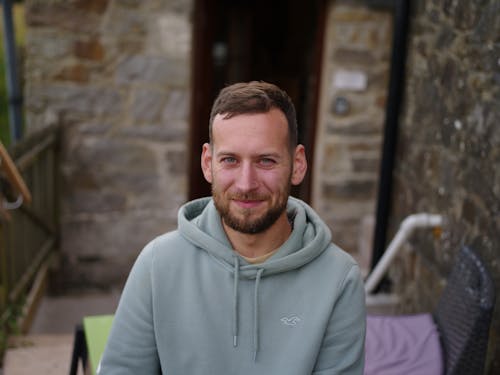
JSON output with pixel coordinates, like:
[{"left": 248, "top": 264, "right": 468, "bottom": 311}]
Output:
[
  {"left": 232, "top": 256, "right": 240, "bottom": 347},
  {"left": 253, "top": 268, "right": 264, "bottom": 361},
  {"left": 232, "top": 256, "right": 264, "bottom": 362}
]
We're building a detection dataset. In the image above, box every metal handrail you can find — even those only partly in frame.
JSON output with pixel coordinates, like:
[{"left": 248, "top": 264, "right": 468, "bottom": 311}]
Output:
[
  {"left": 365, "top": 213, "right": 444, "bottom": 295},
  {"left": 0, "top": 124, "right": 60, "bottom": 338}
]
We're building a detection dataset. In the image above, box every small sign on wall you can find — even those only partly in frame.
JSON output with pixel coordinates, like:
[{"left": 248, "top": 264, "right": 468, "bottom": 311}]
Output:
[{"left": 332, "top": 69, "right": 368, "bottom": 91}]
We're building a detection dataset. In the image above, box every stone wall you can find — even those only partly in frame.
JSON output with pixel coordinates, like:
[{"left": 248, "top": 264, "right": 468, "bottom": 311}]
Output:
[
  {"left": 313, "top": 1, "right": 392, "bottom": 274},
  {"left": 24, "top": 0, "right": 193, "bottom": 289},
  {"left": 389, "top": 0, "right": 500, "bottom": 372},
  {"left": 23, "top": 0, "right": 392, "bottom": 286}
]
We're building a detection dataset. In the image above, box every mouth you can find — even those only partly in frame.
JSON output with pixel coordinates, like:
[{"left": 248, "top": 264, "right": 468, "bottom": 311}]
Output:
[{"left": 232, "top": 199, "right": 264, "bottom": 209}]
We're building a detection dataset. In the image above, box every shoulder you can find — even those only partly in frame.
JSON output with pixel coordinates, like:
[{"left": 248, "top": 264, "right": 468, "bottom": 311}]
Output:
[
  {"left": 132, "top": 229, "right": 192, "bottom": 269},
  {"left": 317, "top": 243, "right": 363, "bottom": 288},
  {"left": 127, "top": 229, "right": 196, "bottom": 289},
  {"left": 322, "top": 243, "right": 358, "bottom": 270}
]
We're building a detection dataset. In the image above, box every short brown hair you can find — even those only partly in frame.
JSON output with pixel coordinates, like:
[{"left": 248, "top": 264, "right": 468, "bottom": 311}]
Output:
[{"left": 209, "top": 81, "right": 298, "bottom": 150}]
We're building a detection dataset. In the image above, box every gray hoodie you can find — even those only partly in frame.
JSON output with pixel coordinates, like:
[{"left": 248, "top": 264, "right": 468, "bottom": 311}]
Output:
[{"left": 99, "top": 197, "right": 366, "bottom": 374}]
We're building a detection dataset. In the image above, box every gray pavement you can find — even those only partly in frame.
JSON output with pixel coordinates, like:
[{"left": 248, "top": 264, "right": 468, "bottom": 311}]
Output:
[
  {"left": 3, "top": 290, "right": 121, "bottom": 375},
  {"left": 30, "top": 290, "right": 121, "bottom": 335}
]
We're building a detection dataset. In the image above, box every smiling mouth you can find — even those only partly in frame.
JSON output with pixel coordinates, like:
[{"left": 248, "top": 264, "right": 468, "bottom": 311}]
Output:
[{"left": 232, "top": 199, "right": 264, "bottom": 209}]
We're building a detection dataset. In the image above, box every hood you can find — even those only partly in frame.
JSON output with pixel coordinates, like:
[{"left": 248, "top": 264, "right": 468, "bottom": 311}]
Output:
[
  {"left": 177, "top": 196, "right": 333, "bottom": 360},
  {"left": 178, "top": 196, "right": 332, "bottom": 278}
]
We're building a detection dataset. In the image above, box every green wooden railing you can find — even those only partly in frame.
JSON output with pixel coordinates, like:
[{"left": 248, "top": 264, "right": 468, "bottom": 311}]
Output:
[{"left": 0, "top": 124, "right": 60, "bottom": 344}]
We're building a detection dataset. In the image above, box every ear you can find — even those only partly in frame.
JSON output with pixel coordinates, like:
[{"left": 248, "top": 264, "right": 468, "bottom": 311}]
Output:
[
  {"left": 291, "top": 145, "right": 307, "bottom": 186},
  {"left": 201, "top": 143, "right": 213, "bottom": 184}
]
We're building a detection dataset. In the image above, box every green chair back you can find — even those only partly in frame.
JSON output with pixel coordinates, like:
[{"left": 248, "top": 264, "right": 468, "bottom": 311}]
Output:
[{"left": 83, "top": 314, "right": 114, "bottom": 375}]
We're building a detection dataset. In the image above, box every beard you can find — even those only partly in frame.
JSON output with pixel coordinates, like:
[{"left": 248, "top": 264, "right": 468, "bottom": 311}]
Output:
[{"left": 212, "top": 182, "right": 291, "bottom": 234}]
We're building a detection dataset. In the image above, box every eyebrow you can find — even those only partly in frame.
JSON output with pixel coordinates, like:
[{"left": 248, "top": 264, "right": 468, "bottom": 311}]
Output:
[
  {"left": 215, "top": 150, "right": 283, "bottom": 160},
  {"left": 258, "top": 153, "right": 282, "bottom": 159}
]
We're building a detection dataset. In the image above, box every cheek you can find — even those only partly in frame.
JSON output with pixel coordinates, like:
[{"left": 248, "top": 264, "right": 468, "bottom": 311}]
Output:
[
  {"left": 260, "top": 170, "right": 291, "bottom": 190},
  {"left": 211, "top": 169, "right": 234, "bottom": 190}
]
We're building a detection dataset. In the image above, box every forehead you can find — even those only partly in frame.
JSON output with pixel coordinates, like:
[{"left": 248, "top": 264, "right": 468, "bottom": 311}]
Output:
[{"left": 211, "top": 109, "right": 289, "bottom": 150}]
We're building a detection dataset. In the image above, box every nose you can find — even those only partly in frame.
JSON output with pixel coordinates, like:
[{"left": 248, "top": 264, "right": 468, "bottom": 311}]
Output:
[{"left": 234, "top": 162, "right": 258, "bottom": 192}]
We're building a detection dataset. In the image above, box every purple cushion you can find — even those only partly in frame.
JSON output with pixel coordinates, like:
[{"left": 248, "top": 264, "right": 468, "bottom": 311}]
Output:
[{"left": 365, "top": 313, "right": 443, "bottom": 375}]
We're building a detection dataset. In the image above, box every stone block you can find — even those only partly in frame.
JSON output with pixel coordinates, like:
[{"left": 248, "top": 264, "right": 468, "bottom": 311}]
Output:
[
  {"left": 60, "top": 212, "right": 176, "bottom": 287},
  {"left": 102, "top": 6, "right": 147, "bottom": 36},
  {"left": 472, "top": 2, "right": 500, "bottom": 43},
  {"left": 74, "top": 38, "right": 105, "bottom": 61},
  {"left": 26, "top": 32, "right": 74, "bottom": 60},
  {"left": 54, "top": 64, "right": 89, "bottom": 83},
  {"left": 352, "top": 156, "right": 380, "bottom": 173},
  {"left": 357, "top": 214, "right": 375, "bottom": 275},
  {"left": 326, "top": 117, "right": 384, "bottom": 135},
  {"left": 443, "top": 0, "right": 485, "bottom": 30},
  {"left": 62, "top": 137, "right": 161, "bottom": 211},
  {"left": 147, "top": 13, "right": 192, "bottom": 57},
  {"left": 319, "top": 199, "right": 376, "bottom": 222},
  {"left": 460, "top": 194, "right": 489, "bottom": 229},
  {"left": 332, "top": 48, "right": 375, "bottom": 67},
  {"left": 162, "top": 89, "right": 190, "bottom": 121},
  {"left": 459, "top": 158, "right": 499, "bottom": 212},
  {"left": 331, "top": 92, "right": 385, "bottom": 122},
  {"left": 119, "top": 123, "right": 187, "bottom": 142},
  {"left": 76, "top": 121, "right": 114, "bottom": 135},
  {"left": 165, "top": 149, "right": 187, "bottom": 175},
  {"left": 65, "top": 189, "right": 127, "bottom": 214},
  {"left": 331, "top": 5, "right": 377, "bottom": 23},
  {"left": 369, "top": 69, "right": 390, "bottom": 91},
  {"left": 113, "top": 0, "right": 142, "bottom": 8},
  {"left": 326, "top": 216, "right": 360, "bottom": 255},
  {"left": 25, "top": 3, "right": 100, "bottom": 33},
  {"left": 75, "top": 0, "right": 110, "bottom": 13},
  {"left": 322, "top": 142, "right": 353, "bottom": 174},
  {"left": 346, "top": 138, "right": 382, "bottom": 153},
  {"left": 85, "top": 86, "right": 124, "bottom": 116},
  {"left": 35, "top": 84, "right": 124, "bottom": 117},
  {"left": 410, "top": 79, "right": 444, "bottom": 129},
  {"left": 131, "top": 88, "right": 168, "bottom": 122},
  {"left": 332, "top": 20, "right": 391, "bottom": 51},
  {"left": 115, "top": 55, "right": 189, "bottom": 86},
  {"left": 322, "top": 178, "right": 378, "bottom": 200}
]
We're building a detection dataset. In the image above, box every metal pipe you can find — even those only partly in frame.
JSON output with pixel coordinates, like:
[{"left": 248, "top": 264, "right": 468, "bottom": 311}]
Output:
[
  {"left": 365, "top": 213, "right": 443, "bottom": 294},
  {"left": 370, "top": 0, "right": 410, "bottom": 270},
  {"left": 1, "top": 0, "right": 23, "bottom": 142}
]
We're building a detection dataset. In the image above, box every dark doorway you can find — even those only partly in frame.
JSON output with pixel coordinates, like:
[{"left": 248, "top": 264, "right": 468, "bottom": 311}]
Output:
[{"left": 189, "top": 0, "right": 326, "bottom": 202}]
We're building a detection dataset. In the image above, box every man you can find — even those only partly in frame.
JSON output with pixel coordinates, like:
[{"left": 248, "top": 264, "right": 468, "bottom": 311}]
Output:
[{"left": 99, "top": 81, "right": 366, "bottom": 374}]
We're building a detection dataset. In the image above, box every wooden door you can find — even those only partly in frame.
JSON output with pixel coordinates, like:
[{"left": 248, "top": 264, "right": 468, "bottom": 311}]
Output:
[{"left": 189, "top": 0, "right": 326, "bottom": 203}]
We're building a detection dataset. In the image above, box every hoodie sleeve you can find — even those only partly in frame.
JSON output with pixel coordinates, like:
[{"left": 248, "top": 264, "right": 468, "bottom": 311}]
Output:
[
  {"left": 98, "top": 240, "right": 161, "bottom": 375},
  {"left": 312, "top": 264, "right": 367, "bottom": 375}
]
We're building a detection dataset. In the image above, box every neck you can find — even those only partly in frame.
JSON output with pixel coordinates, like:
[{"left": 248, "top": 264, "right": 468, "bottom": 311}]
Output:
[{"left": 223, "top": 213, "right": 291, "bottom": 259}]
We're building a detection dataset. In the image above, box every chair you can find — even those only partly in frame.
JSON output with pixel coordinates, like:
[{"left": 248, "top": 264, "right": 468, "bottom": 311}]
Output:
[
  {"left": 69, "top": 314, "right": 114, "bottom": 375},
  {"left": 365, "top": 246, "right": 495, "bottom": 375},
  {"left": 433, "top": 246, "right": 495, "bottom": 374}
]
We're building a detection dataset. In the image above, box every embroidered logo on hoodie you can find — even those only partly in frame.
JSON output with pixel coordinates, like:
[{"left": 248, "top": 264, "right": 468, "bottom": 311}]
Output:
[{"left": 280, "top": 316, "right": 302, "bottom": 326}]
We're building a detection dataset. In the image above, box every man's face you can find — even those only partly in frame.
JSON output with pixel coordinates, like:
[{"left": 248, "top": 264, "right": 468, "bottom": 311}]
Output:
[{"left": 201, "top": 108, "right": 306, "bottom": 234}]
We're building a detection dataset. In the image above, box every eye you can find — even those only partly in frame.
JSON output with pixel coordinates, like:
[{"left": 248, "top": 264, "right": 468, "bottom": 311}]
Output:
[
  {"left": 259, "top": 158, "right": 276, "bottom": 167},
  {"left": 221, "top": 156, "right": 237, "bottom": 165}
]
